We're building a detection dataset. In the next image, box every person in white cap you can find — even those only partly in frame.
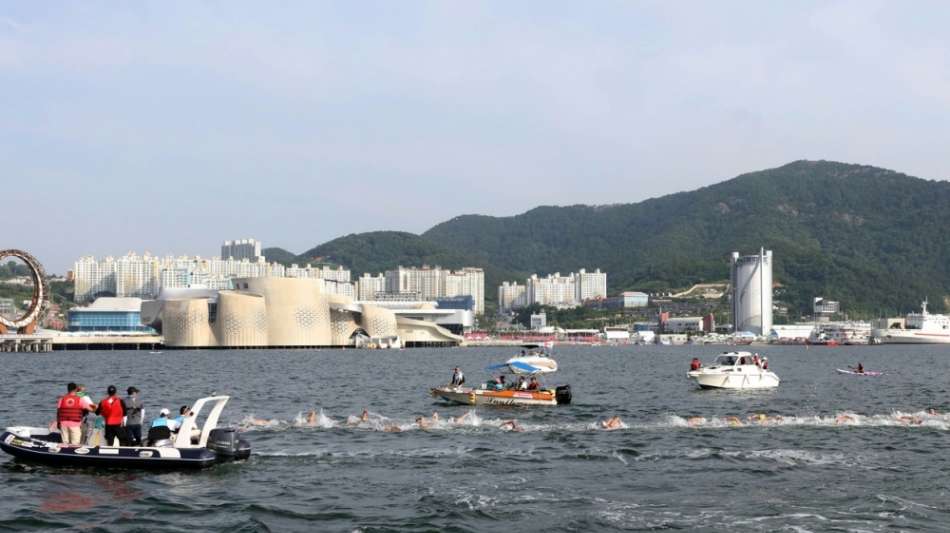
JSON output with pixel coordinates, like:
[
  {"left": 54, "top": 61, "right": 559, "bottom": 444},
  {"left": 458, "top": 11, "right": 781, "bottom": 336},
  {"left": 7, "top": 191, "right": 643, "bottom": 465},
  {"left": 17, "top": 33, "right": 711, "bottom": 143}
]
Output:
[
  {"left": 151, "top": 408, "right": 173, "bottom": 429},
  {"left": 146, "top": 408, "right": 174, "bottom": 446}
]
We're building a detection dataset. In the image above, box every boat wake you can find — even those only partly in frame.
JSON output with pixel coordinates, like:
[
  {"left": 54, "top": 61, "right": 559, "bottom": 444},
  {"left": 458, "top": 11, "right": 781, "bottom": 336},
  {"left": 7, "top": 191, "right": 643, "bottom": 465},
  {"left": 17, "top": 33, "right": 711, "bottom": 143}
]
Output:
[{"left": 235, "top": 409, "right": 950, "bottom": 434}]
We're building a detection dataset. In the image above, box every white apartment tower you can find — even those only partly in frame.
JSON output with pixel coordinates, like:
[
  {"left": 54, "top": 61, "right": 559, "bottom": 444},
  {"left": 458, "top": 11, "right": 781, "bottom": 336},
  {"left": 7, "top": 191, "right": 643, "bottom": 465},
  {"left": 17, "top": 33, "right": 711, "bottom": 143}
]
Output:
[
  {"left": 498, "top": 281, "right": 527, "bottom": 312},
  {"left": 221, "top": 239, "right": 262, "bottom": 261},
  {"left": 575, "top": 268, "right": 607, "bottom": 302},
  {"left": 357, "top": 273, "right": 387, "bottom": 300},
  {"left": 73, "top": 252, "right": 353, "bottom": 303}
]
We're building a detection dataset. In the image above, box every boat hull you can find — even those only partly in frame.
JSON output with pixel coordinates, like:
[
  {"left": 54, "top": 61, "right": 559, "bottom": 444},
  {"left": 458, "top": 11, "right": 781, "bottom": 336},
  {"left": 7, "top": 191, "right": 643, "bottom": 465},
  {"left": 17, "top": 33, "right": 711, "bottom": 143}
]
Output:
[
  {"left": 687, "top": 371, "right": 780, "bottom": 390},
  {"left": 872, "top": 329, "right": 950, "bottom": 344},
  {"left": 1, "top": 431, "right": 236, "bottom": 470},
  {"left": 430, "top": 387, "right": 559, "bottom": 406}
]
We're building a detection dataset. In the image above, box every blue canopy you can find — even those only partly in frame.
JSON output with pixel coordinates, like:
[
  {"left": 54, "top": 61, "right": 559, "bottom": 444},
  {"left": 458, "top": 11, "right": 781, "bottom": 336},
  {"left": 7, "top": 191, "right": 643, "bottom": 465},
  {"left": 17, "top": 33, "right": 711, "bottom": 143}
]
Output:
[{"left": 485, "top": 361, "right": 541, "bottom": 374}]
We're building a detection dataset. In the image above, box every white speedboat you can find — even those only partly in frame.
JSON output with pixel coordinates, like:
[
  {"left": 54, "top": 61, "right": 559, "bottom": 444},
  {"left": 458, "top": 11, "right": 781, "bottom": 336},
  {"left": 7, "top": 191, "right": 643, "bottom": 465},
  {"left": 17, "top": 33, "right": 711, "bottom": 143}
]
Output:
[
  {"left": 872, "top": 300, "right": 950, "bottom": 344},
  {"left": 687, "top": 352, "right": 779, "bottom": 390}
]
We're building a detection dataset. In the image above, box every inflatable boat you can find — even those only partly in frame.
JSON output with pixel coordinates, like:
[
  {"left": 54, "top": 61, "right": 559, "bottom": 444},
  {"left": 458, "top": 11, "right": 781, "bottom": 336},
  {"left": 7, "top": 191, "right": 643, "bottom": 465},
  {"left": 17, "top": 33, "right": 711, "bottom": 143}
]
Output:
[{"left": 0, "top": 396, "right": 250, "bottom": 470}]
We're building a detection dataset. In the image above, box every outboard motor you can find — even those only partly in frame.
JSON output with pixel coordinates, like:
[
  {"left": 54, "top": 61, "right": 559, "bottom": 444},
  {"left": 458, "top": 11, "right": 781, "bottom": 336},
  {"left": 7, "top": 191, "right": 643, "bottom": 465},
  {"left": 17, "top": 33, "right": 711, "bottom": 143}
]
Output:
[
  {"left": 207, "top": 428, "right": 251, "bottom": 460},
  {"left": 555, "top": 385, "right": 572, "bottom": 405}
]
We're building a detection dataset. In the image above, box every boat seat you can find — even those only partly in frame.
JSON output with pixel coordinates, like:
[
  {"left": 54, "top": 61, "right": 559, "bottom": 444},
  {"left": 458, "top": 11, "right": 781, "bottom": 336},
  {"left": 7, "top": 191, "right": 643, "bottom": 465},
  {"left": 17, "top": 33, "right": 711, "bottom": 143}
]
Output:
[{"left": 146, "top": 425, "right": 172, "bottom": 447}]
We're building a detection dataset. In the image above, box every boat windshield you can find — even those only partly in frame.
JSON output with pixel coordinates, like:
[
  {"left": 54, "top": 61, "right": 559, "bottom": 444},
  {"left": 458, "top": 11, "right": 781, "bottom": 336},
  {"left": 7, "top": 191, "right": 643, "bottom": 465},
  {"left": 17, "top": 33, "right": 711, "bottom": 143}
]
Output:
[{"left": 715, "top": 355, "right": 738, "bottom": 366}]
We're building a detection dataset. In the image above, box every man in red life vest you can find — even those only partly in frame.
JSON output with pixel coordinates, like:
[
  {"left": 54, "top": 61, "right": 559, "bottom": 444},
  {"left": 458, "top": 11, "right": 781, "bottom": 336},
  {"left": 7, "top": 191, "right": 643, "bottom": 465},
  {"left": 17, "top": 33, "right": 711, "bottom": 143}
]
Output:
[
  {"left": 57, "top": 382, "right": 85, "bottom": 445},
  {"left": 97, "top": 385, "right": 126, "bottom": 446},
  {"left": 690, "top": 358, "right": 702, "bottom": 371}
]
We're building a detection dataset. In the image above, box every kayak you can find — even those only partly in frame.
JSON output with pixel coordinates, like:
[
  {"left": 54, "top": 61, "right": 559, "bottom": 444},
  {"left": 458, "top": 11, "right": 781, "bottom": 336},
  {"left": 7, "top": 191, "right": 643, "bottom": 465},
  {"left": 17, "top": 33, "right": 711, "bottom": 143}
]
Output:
[{"left": 836, "top": 368, "right": 883, "bottom": 376}]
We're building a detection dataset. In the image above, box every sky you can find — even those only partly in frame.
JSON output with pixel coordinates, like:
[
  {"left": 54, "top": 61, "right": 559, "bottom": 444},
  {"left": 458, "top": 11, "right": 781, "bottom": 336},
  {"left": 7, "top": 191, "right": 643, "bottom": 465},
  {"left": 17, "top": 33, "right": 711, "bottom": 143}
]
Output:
[{"left": 2, "top": 1, "right": 950, "bottom": 273}]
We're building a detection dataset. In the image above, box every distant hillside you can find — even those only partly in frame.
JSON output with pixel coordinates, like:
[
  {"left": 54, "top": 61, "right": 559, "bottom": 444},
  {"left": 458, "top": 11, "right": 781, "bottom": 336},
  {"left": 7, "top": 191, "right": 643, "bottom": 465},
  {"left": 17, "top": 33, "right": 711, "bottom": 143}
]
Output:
[
  {"left": 262, "top": 247, "right": 298, "bottom": 266},
  {"left": 296, "top": 231, "right": 522, "bottom": 292},
  {"left": 422, "top": 160, "right": 950, "bottom": 315},
  {"left": 284, "top": 161, "right": 950, "bottom": 316}
]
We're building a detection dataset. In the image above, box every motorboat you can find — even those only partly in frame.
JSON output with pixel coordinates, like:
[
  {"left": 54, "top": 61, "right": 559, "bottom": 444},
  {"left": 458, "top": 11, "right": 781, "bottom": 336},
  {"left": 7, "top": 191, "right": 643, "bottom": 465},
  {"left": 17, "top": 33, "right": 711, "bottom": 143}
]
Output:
[
  {"left": 0, "top": 396, "right": 250, "bottom": 469},
  {"left": 430, "top": 360, "right": 572, "bottom": 406},
  {"left": 505, "top": 352, "right": 558, "bottom": 373},
  {"left": 686, "top": 352, "right": 779, "bottom": 390}
]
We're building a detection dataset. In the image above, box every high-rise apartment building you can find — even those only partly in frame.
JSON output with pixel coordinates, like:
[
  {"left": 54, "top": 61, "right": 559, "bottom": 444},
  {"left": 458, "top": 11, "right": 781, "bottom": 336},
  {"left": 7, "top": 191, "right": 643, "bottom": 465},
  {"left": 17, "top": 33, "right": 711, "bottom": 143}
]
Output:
[
  {"left": 73, "top": 252, "right": 352, "bottom": 303},
  {"left": 575, "top": 268, "right": 607, "bottom": 302},
  {"left": 378, "top": 266, "right": 484, "bottom": 314},
  {"left": 498, "top": 281, "right": 527, "bottom": 313},
  {"left": 526, "top": 273, "right": 577, "bottom": 308},
  {"left": 498, "top": 268, "right": 608, "bottom": 312},
  {"left": 221, "top": 239, "right": 262, "bottom": 261},
  {"left": 356, "top": 273, "right": 387, "bottom": 300}
]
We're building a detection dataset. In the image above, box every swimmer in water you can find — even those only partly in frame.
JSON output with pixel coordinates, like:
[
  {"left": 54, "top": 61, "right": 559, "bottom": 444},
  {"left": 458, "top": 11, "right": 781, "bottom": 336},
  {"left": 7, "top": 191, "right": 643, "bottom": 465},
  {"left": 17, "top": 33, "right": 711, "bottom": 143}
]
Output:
[
  {"left": 686, "top": 416, "right": 706, "bottom": 427},
  {"left": 897, "top": 414, "right": 923, "bottom": 426},
  {"left": 748, "top": 413, "right": 769, "bottom": 425},
  {"left": 599, "top": 416, "right": 624, "bottom": 431},
  {"left": 725, "top": 416, "right": 743, "bottom": 427},
  {"left": 361, "top": 408, "right": 370, "bottom": 423},
  {"left": 450, "top": 411, "right": 475, "bottom": 425},
  {"left": 835, "top": 414, "right": 856, "bottom": 425},
  {"left": 244, "top": 417, "right": 279, "bottom": 427},
  {"left": 382, "top": 423, "right": 402, "bottom": 433},
  {"left": 415, "top": 416, "right": 431, "bottom": 430},
  {"left": 305, "top": 409, "right": 317, "bottom": 426},
  {"left": 499, "top": 419, "right": 523, "bottom": 432}
]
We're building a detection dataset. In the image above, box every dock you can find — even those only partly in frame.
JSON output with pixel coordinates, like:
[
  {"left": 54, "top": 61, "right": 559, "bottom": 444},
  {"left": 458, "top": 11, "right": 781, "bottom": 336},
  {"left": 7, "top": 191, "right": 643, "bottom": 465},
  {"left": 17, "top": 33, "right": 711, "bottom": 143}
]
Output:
[{"left": 1, "top": 334, "right": 164, "bottom": 352}]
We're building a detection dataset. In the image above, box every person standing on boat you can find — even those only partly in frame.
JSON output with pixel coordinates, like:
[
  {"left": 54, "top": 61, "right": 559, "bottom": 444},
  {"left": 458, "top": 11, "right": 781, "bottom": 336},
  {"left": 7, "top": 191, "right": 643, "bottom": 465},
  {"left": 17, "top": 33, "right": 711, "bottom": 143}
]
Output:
[
  {"left": 97, "top": 385, "right": 126, "bottom": 447},
  {"left": 56, "top": 382, "right": 85, "bottom": 446},
  {"left": 451, "top": 367, "right": 465, "bottom": 387},
  {"left": 761, "top": 357, "right": 769, "bottom": 370},
  {"left": 76, "top": 385, "right": 97, "bottom": 445},
  {"left": 690, "top": 358, "right": 702, "bottom": 371},
  {"left": 124, "top": 387, "right": 144, "bottom": 446}
]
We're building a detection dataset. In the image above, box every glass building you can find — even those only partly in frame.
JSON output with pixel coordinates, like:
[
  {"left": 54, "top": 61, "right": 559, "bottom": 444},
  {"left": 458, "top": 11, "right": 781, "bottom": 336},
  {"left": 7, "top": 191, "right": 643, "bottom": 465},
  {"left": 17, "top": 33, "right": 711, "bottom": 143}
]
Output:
[{"left": 67, "top": 297, "right": 155, "bottom": 333}]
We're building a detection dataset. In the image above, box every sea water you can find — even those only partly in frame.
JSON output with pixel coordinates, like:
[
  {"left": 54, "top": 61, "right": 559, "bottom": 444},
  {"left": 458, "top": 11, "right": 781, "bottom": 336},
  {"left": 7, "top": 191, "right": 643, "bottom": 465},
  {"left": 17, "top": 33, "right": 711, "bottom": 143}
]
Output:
[{"left": 1, "top": 344, "right": 949, "bottom": 531}]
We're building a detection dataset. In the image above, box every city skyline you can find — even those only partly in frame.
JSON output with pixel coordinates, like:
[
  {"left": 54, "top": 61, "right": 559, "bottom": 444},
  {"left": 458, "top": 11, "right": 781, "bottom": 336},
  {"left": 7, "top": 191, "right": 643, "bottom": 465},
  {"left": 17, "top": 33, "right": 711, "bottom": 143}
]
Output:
[{"left": 5, "top": 2, "right": 950, "bottom": 273}]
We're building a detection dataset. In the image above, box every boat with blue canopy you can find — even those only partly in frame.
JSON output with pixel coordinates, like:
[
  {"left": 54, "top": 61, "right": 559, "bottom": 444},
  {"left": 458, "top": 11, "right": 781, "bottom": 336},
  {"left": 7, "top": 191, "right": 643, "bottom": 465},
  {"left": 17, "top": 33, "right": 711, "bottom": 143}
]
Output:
[{"left": 430, "top": 358, "right": 571, "bottom": 407}]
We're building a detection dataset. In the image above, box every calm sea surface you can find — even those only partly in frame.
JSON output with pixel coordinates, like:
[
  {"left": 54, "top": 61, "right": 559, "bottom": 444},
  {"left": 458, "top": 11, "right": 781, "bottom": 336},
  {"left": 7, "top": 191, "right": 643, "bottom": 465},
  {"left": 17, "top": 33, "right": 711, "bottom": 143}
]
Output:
[{"left": 2, "top": 344, "right": 950, "bottom": 532}]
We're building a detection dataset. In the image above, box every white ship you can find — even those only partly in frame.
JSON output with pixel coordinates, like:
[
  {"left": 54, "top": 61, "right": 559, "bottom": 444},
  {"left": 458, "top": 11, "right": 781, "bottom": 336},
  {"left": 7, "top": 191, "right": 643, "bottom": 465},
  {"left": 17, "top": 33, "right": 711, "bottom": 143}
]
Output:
[
  {"left": 810, "top": 321, "right": 872, "bottom": 345},
  {"left": 872, "top": 300, "right": 950, "bottom": 344}
]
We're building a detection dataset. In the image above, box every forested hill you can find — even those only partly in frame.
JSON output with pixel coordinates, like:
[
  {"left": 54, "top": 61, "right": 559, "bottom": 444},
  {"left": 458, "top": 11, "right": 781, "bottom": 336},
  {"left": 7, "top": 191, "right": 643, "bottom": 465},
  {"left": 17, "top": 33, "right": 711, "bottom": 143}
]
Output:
[{"left": 280, "top": 161, "right": 950, "bottom": 316}]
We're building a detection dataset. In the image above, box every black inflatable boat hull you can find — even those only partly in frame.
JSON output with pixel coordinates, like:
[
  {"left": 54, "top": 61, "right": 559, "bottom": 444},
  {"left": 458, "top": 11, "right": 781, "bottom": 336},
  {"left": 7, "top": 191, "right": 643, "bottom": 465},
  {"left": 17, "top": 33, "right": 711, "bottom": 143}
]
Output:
[{"left": 1, "top": 431, "right": 224, "bottom": 470}]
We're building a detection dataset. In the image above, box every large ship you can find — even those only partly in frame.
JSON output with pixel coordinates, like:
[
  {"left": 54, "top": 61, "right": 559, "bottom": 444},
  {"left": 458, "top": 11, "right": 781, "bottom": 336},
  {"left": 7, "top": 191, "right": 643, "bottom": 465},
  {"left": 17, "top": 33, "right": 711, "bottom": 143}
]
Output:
[{"left": 872, "top": 300, "right": 950, "bottom": 344}]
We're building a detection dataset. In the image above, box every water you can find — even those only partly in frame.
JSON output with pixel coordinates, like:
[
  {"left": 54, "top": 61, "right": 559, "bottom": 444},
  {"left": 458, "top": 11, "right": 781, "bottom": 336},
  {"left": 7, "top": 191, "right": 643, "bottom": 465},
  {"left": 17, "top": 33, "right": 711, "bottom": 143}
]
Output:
[{"left": 2, "top": 344, "right": 950, "bottom": 531}]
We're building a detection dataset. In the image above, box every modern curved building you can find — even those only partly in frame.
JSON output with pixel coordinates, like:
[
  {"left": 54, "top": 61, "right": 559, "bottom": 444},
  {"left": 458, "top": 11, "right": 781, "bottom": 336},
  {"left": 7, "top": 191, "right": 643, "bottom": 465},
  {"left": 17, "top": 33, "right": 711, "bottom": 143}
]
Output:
[
  {"left": 144, "top": 277, "right": 462, "bottom": 348},
  {"left": 730, "top": 249, "right": 773, "bottom": 335}
]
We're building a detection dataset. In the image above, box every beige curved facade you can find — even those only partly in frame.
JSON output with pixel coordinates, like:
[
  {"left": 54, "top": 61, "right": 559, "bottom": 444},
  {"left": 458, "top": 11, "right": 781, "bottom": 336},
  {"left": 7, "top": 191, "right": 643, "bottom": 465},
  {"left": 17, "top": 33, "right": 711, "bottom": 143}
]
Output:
[
  {"left": 396, "top": 317, "right": 465, "bottom": 345},
  {"left": 241, "top": 277, "right": 332, "bottom": 346},
  {"left": 214, "top": 291, "right": 268, "bottom": 347},
  {"left": 329, "top": 309, "right": 359, "bottom": 345},
  {"left": 163, "top": 299, "right": 215, "bottom": 347},
  {"left": 360, "top": 304, "right": 398, "bottom": 339},
  {"left": 156, "top": 277, "right": 462, "bottom": 348}
]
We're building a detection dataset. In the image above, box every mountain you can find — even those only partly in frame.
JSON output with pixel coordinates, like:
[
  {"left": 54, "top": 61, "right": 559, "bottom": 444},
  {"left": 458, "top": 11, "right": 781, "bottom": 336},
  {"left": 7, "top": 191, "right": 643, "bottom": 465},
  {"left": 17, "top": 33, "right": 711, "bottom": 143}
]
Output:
[
  {"left": 295, "top": 231, "right": 523, "bottom": 291},
  {"left": 262, "top": 247, "right": 298, "bottom": 266},
  {"left": 422, "top": 160, "right": 950, "bottom": 315},
  {"left": 282, "top": 161, "right": 950, "bottom": 316}
]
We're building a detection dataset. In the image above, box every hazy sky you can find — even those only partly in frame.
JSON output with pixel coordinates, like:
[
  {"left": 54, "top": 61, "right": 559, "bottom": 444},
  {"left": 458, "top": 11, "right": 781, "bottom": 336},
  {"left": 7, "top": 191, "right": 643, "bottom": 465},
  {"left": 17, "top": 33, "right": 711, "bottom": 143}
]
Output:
[{"left": 3, "top": 1, "right": 949, "bottom": 273}]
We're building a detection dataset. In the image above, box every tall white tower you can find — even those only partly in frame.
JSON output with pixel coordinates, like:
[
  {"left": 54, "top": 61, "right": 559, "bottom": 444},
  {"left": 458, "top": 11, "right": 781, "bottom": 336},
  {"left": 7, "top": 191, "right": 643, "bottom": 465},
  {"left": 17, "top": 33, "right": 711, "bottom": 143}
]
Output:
[{"left": 730, "top": 248, "right": 773, "bottom": 335}]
